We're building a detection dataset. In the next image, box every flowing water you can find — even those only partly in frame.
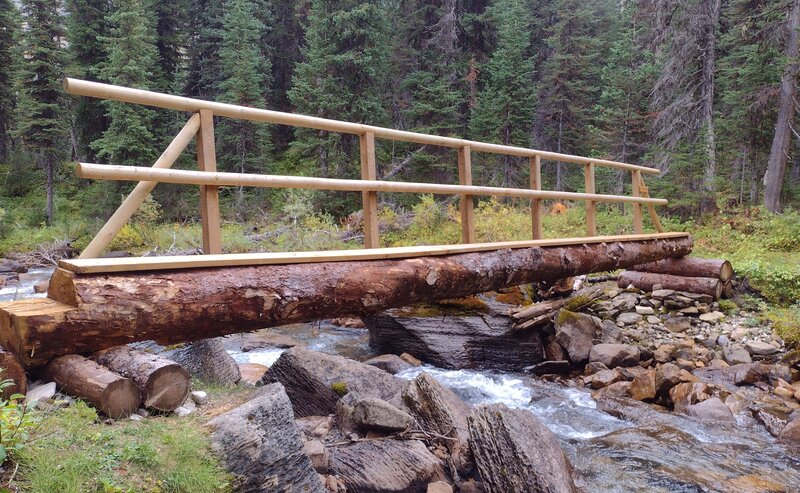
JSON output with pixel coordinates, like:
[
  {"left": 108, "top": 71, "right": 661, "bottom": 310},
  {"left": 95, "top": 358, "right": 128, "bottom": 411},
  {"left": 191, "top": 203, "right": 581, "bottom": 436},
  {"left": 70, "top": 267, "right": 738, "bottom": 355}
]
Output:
[
  {"left": 9, "top": 271, "right": 800, "bottom": 491},
  {"left": 0, "top": 267, "right": 53, "bottom": 302}
]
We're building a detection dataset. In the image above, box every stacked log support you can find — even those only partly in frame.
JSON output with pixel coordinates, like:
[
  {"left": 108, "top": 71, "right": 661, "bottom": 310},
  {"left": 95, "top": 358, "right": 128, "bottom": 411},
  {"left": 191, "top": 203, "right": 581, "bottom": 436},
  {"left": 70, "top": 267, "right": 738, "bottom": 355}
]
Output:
[
  {"left": 43, "top": 354, "right": 140, "bottom": 418},
  {"left": 92, "top": 346, "right": 191, "bottom": 411},
  {"left": 631, "top": 257, "right": 733, "bottom": 283},
  {"left": 620, "top": 256, "right": 733, "bottom": 300},
  {"left": 618, "top": 271, "right": 722, "bottom": 299}
]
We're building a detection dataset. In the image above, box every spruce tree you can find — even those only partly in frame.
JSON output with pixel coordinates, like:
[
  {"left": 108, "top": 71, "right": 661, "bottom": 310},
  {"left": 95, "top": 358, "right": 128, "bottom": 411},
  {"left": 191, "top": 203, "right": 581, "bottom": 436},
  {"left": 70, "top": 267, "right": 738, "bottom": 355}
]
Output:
[
  {"left": 153, "top": 0, "right": 188, "bottom": 92},
  {"left": 65, "top": 0, "right": 112, "bottom": 161},
  {"left": 15, "top": 0, "right": 68, "bottom": 225},
  {"left": 469, "top": 0, "right": 535, "bottom": 186},
  {"left": 217, "top": 0, "right": 272, "bottom": 210},
  {"left": 90, "top": 0, "right": 159, "bottom": 167},
  {"left": 184, "top": 0, "right": 225, "bottom": 99},
  {"left": 0, "top": 0, "right": 17, "bottom": 162}
]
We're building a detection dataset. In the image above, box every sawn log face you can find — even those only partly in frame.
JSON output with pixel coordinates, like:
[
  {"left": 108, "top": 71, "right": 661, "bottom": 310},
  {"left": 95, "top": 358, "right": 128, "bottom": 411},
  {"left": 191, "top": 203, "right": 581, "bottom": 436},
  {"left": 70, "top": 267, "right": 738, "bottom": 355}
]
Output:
[{"left": 4, "top": 237, "right": 692, "bottom": 367}]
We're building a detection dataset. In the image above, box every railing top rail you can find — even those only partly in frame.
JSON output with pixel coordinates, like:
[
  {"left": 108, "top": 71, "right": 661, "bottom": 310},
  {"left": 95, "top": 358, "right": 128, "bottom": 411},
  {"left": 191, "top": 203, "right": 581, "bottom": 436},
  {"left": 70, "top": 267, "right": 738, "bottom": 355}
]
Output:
[{"left": 63, "top": 78, "right": 661, "bottom": 175}]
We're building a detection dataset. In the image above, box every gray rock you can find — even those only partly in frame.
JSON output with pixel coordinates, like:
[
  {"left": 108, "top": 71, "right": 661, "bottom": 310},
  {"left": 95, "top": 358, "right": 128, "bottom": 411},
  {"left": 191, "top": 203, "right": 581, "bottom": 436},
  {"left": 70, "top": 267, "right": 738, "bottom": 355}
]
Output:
[
  {"left": 635, "top": 306, "right": 655, "bottom": 315},
  {"left": 468, "top": 403, "right": 577, "bottom": 493},
  {"left": 330, "top": 439, "right": 445, "bottom": 493},
  {"left": 209, "top": 383, "right": 325, "bottom": 493},
  {"left": 190, "top": 390, "right": 208, "bottom": 406},
  {"left": 600, "top": 320, "right": 624, "bottom": 344},
  {"left": 129, "top": 414, "right": 144, "bottom": 421},
  {"left": 363, "top": 354, "right": 413, "bottom": 374},
  {"left": 303, "top": 439, "right": 329, "bottom": 473},
  {"left": 647, "top": 315, "right": 661, "bottom": 324},
  {"left": 616, "top": 312, "right": 643, "bottom": 325},
  {"left": 686, "top": 397, "right": 735, "bottom": 422},
  {"left": 723, "top": 346, "right": 752, "bottom": 365},
  {"left": 555, "top": 310, "right": 598, "bottom": 363},
  {"left": 699, "top": 311, "right": 725, "bottom": 323},
  {"left": 261, "top": 347, "right": 405, "bottom": 417},
  {"left": 663, "top": 316, "right": 692, "bottom": 333},
  {"left": 745, "top": 340, "right": 779, "bottom": 356},
  {"left": 717, "top": 335, "right": 730, "bottom": 347},
  {"left": 651, "top": 289, "right": 676, "bottom": 299},
  {"left": 174, "top": 406, "right": 193, "bottom": 417},
  {"left": 25, "top": 381, "right": 56, "bottom": 404},
  {"left": 353, "top": 397, "right": 414, "bottom": 432},
  {"left": 589, "top": 344, "right": 640, "bottom": 369}
]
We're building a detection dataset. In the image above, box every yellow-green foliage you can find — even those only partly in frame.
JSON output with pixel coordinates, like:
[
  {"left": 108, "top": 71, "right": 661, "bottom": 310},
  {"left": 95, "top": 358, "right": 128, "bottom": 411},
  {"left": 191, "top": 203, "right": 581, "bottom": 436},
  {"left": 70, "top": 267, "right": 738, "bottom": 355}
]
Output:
[
  {"left": 764, "top": 305, "right": 800, "bottom": 348},
  {"left": 330, "top": 382, "right": 348, "bottom": 397},
  {"left": 17, "top": 402, "right": 231, "bottom": 493}
]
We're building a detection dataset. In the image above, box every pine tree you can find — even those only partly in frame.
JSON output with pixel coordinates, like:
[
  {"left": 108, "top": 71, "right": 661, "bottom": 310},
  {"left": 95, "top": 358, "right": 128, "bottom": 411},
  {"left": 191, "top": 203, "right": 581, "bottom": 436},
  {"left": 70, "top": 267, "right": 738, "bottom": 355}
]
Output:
[
  {"left": 217, "top": 0, "right": 272, "bottom": 210},
  {"left": 65, "top": 0, "right": 112, "bottom": 161},
  {"left": 288, "top": 0, "right": 392, "bottom": 179},
  {"left": 15, "top": 0, "right": 68, "bottom": 225},
  {"left": 153, "top": 0, "right": 188, "bottom": 92},
  {"left": 469, "top": 0, "right": 535, "bottom": 187},
  {"left": 0, "top": 0, "right": 17, "bottom": 162},
  {"left": 90, "top": 0, "right": 159, "bottom": 167},
  {"left": 184, "top": 0, "right": 225, "bottom": 99}
]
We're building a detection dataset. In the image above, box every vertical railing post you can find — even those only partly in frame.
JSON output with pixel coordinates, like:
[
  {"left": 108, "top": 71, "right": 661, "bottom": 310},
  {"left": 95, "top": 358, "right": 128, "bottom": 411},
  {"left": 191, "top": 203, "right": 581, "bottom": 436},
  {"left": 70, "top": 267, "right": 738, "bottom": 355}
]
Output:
[
  {"left": 530, "top": 155, "right": 543, "bottom": 239},
  {"left": 197, "top": 109, "right": 222, "bottom": 254},
  {"left": 458, "top": 146, "right": 475, "bottom": 243},
  {"left": 359, "top": 131, "right": 379, "bottom": 249},
  {"left": 584, "top": 161, "right": 596, "bottom": 236},
  {"left": 632, "top": 170, "right": 643, "bottom": 234}
]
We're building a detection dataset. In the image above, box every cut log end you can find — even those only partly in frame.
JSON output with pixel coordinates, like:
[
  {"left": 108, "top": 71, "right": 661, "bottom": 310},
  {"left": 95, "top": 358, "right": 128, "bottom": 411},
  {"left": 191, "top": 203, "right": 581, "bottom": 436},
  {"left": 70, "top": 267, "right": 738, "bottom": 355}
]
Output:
[
  {"left": 103, "top": 379, "right": 142, "bottom": 419},
  {"left": 144, "top": 365, "right": 191, "bottom": 411}
]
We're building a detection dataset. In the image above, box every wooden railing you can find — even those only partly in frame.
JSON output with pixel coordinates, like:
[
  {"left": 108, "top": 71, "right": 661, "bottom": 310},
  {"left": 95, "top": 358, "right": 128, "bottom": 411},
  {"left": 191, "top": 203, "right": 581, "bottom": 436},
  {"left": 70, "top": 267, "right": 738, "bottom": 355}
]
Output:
[{"left": 63, "top": 78, "right": 667, "bottom": 259}]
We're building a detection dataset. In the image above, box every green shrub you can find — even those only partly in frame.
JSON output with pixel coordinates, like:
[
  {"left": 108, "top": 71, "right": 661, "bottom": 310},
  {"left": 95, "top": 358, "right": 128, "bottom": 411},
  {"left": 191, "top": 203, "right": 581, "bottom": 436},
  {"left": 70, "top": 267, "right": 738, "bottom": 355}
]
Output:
[{"left": 0, "top": 377, "right": 39, "bottom": 464}]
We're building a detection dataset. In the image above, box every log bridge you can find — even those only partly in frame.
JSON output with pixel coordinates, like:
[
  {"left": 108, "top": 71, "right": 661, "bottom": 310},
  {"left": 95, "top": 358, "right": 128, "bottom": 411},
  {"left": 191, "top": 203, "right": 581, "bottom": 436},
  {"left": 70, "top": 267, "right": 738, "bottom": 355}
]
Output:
[{"left": 0, "top": 79, "right": 692, "bottom": 375}]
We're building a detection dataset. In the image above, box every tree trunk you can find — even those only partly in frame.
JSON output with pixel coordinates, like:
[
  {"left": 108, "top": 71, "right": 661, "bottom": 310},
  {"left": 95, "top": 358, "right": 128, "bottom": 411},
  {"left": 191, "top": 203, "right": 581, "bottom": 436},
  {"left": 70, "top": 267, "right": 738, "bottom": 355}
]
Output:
[
  {"left": 43, "top": 354, "right": 140, "bottom": 418},
  {"left": 1, "top": 236, "right": 693, "bottom": 367},
  {"left": 700, "top": 0, "right": 721, "bottom": 214},
  {"left": 92, "top": 345, "right": 190, "bottom": 411},
  {"left": 618, "top": 271, "right": 722, "bottom": 299},
  {"left": 0, "top": 346, "right": 27, "bottom": 399},
  {"left": 44, "top": 158, "right": 54, "bottom": 226},
  {"left": 764, "top": 0, "right": 800, "bottom": 212},
  {"left": 631, "top": 257, "right": 733, "bottom": 282}
]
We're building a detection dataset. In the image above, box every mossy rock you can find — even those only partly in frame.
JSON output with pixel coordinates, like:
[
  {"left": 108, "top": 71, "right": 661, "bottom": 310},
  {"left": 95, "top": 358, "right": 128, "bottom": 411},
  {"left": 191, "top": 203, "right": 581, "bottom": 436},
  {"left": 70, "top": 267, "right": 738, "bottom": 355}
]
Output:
[{"left": 331, "top": 381, "right": 349, "bottom": 397}]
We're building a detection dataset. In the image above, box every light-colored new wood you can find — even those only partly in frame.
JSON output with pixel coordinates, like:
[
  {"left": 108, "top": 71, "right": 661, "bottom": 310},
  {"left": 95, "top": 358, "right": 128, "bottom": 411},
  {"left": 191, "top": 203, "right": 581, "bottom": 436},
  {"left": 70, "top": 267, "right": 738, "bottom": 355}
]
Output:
[
  {"left": 76, "top": 163, "right": 668, "bottom": 206},
  {"left": 58, "top": 232, "right": 691, "bottom": 274},
  {"left": 638, "top": 174, "right": 665, "bottom": 233},
  {"left": 632, "top": 170, "right": 643, "bottom": 234},
  {"left": 79, "top": 114, "right": 201, "bottom": 259},
  {"left": 198, "top": 110, "right": 222, "bottom": 254},
  {"left": 584, "top": 162, "right": 596, "bottom": 237},
  {"left": 530, "top": 156, "right": 543, "bottom": 239},
  {"left": 458, "top": 146, "right": 475, "bottom": 243},
  {"left": 63, "top": 78, "right": 660, "bottom": 175},
  {"left": 359, "top": 131, "right": 379, "bottom": 248}
]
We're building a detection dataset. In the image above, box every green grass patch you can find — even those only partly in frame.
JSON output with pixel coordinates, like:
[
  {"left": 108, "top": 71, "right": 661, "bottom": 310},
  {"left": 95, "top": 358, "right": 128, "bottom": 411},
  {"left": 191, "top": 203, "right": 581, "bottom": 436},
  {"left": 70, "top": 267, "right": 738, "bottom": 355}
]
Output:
[{"left": 16, "top": 402, "right": 231, "bottom": 493}]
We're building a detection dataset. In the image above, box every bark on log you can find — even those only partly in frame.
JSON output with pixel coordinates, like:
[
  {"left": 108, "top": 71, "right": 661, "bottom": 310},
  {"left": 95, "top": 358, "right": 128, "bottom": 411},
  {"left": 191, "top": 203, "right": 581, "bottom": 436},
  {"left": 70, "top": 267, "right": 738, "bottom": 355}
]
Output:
[
  {"left": 618, "top": 271, "right": 722, "bottom": 299},
  {"left": 2, "top": 236, "right": 692, "bottom": 367},
  {"left": 631, "top": 257, "right": 733, "bottom": 282},
  {"left": 92, "top": 346, "right": 190, "bottom": 411},
  {"left": 0, "top": 346, "right": 26, "bottom": 399},
  {"left": 166, "top": 339, "right": 241, "bottom": 386},
  {"left": 43, "top": 354, "right": 140, "bottom": 418}
]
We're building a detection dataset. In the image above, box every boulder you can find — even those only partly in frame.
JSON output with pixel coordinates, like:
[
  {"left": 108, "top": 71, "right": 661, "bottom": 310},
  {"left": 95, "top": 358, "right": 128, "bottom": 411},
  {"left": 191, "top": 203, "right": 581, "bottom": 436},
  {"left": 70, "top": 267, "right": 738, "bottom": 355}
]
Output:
[
  {"left": 744, "top": 341, "right": 779, "bottom": 356},
  {"left": 599, "top": 320, "right": 624, "bottom": 344},
  {"left": 261, "top": 347, "right": 405, "bottom": 417},
  {"left": 543, "top": 336, "right": 567, "bottom": 361},
  {"left": 555, "top": 310, "right": 597, "bottom": 363},
  {"left": 663, "top": 316, "right": 691, "bottom": 333},
  {"left": 669, "top": 382, "right": 711, "bottom": 413},
  {"left": 778, "top": 418, "right": 800, "bottom": 447},
  {"left": 629, "top": 369, "right": 656, "bottom": 401},
  {"left": 208, "top": 383, "right": 325, "bottom": 493},
  {"left": 167, "top": 338, "right": 241, "bottom": 386},
  {"left": 240, "top": 331, "right": 303, "bottom": 352},
  {"left": 655, "top": 363, "right": 682, "bottom": 397},
  {"left": 588, "top": 369, "right": 621, "bottom": 389},
  {"left": 584, "top": 361, "right": 609, "bottom": 375},
  {"left": 593, "top": 381, "right": 631, "bottom": 399},
  {"left": 353, "top": 397, "right": 414, "bottom": 432},
  {"left": 750, "top": 406, "right": 790, "bottom": 437},
  {"left": 653, "top": 344, "right": 675, "bottom": 363},
  {"left": 25, "top": 381, "right": 56, "bottom": 404},
  {"left": 616, "top": 312, "right": 642, "bottom": 326},
  {"left": 723, "top": 346, "right": 752, "bottom": 365},
  {"left": 0, "top": 259, "right": 25, "bottom": 273},
  {"left": 402, "top": 372, "right": 472, "bottom": 473},
  {"left": 589, "top": 344, "right": 640, "bottom": 369},
  {"left": 686, "top": 397, "right": 735, "bottom": 422},
  {"left": 303, "top": 439, "right": 330, "bottom": 473},
  {"left": 296, "top": 415, "right": 334, "bottom": 438},
  {"left": 238, "top": 363, "right": 269, "bottom": 386},
  {"left": 468, "top": 403, "right": 577, "bottom": 493},
  {"left": 363, "top": 354, "right": 413, "bottom": 374},
  {"left": 330, "top": 439, "right": 445, "bottom": 493}
]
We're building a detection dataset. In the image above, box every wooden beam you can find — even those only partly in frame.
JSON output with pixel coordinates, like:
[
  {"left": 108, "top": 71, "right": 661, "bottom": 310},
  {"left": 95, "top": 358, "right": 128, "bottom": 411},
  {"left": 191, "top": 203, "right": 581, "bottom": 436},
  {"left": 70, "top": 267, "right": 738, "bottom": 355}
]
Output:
[
  {"left": 58, "top": 232, "right": 692, "bottom": 274},
  {"left": 63, "top": 78, "right": 661, "bottom": 175},
  {"left": 76, "top": 163, "right": 669, "bottom": 206},
  {"left": 632, "top": 170, "right": 643, "bottom": 234},
  {"left": 458, "top": 146, "right": 475, "bottom": 243},
  {"left": 360, "top": 131, "right": 379, "bottom": 249},
  {"left": 198, "top": 109, "right": 222, "bottom": 254},
  {"left": 530, "top": 156, "right": 543, "bottom": 239},
  {"left": 79, "top": 114, "right": 201, "bottom": 259},
  {"left": 638, "top": 174, "right": 666, "bottom": 233},
  {"left": 584, "top": 162, "right": 596, "bottom": 237}
]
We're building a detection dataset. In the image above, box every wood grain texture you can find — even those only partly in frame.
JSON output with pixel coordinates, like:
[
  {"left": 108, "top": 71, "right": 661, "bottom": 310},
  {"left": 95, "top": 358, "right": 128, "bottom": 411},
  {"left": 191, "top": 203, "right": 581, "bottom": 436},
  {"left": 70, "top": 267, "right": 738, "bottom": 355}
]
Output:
[
  {"left": 632, "top": 257, "right": 733, "bottom": 282},
  {"left": 618, "top": 270, "right": 722, "bottom": 299},
  {"left": 359, "top": 131, "right": 379, "bottom": 249},
  {"left": 458, "top": 145, "right": 475, "bottom": 243},
  {"left": 198, "top": 109, "right": 221, "bottom": 254}
]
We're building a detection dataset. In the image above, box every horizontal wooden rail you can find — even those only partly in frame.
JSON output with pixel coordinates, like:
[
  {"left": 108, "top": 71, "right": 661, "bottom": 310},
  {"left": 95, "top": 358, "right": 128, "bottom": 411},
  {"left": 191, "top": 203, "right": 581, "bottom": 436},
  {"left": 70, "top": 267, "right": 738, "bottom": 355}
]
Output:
[
  {"left": 64, "top": 78, "right": 659, "bottom": 175},
  {"left": 76, "top": 163, "right": 668, "bottom": 205},
  {"left": 59, "top": 232, "right": 691, "bottom": 274}
]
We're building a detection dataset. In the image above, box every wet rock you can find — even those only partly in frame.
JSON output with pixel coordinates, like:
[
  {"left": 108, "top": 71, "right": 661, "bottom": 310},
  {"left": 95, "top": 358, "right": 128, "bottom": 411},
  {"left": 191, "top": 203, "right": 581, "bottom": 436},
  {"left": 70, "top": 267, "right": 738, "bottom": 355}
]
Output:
[
  {"left": 584, "top": 361, "right": 609, "bottom": 375},
  {"left": 751, "top": 406, "right": 790, "bottom": 437},
  {"left": 366, "top": 312, "right": 544, "bottom": 371},
  {"left": 0, "top": 259, "right": 25, "bottom": 273},
  {"left": 723, "top": 346, "right": 752, "bottom": 365},
  {"left": 555, "top": 310, "right": 597, "bottom": 363},
  {"left": 745, "top": 341, "right": 779, "bottom": 356},
  {"left": 208, "top": 383, "right": 325, "bottom": 493},
  {"left": 663, "top": 316, "right": 692, "bottom": 333},
  {"left": 353, "top": 397, "right": 414, "bottom": 432},
  {"left": 400, "top": 353, "right": 423, "bottom": 366},
  {"left": 168, "top": 338, "right": 241, "bottom": 386},
  {"left": 600, "top": 320, "right": 624, "bottom": 344},
  {"left": 468, "top": 403, "right": 577, "bottom": 493},
  {"left": 402, "top": 372, "right": 472, "bottom": 473},
  {"left": 304, "top": 439, "right": 330, "bottom": 473},
  {"left": 525, "top": 360, "right": 571, "bottom": 375},
  {"left": 331, "top": 317, "right": 366, "bottom": 328},
  {"left": 330, "top": 439, "right": 445, "bottom": 493},
  {"left": 629, "top": 369, "right": 656, "bottom": 401},
  {"left": 588, "top": 369, "right": 622, "bottom": 389},
  {"left": 778, "top": 418, "right": 800, "bottom": 447},
  {"left": 262, "top": 347, "right": 405, "bottom": 417},
  {"left": 594, "top": 381, "right": 631, "bottom": 399},
  {"left": 589, "top": 344, "right": 640, "bottom": 369},
  {"left": 241, "top": 331, "right": 303, "bottom": 352},
  {"left": 363, "top": 354, "right": 413, "bottom": 374},
  {"left": 616, "top": 312, "right": 642, "bottom": 326},
  {"left": 670, "top": 382, "right": 710, "bottom": 413},
  {"left": 33, "top": 280, "right": 48, "bottom": 293},
  {"left": 686, "top": 397, "right": 735, "bottom": 422},
  {"left": 238, "top": 363, "right": 269, "bottom": 386},
  {"left": 543, "top": 335, "right": 567, "bottom": 361},
  {"left": 699, "top": 311, "right": 725, "bottom": 323}
]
